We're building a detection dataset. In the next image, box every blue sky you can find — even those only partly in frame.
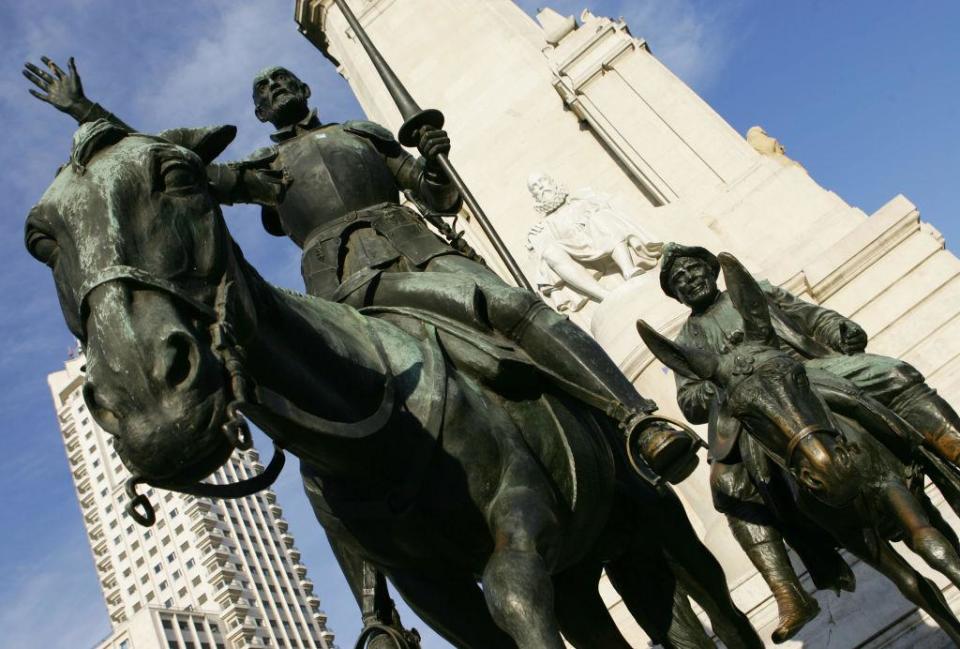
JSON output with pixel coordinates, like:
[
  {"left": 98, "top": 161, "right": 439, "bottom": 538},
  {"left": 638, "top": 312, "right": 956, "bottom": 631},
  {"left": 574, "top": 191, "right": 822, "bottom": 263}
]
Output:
[{"left": 0, "top": 1, "right": 957, "bottom": 647}]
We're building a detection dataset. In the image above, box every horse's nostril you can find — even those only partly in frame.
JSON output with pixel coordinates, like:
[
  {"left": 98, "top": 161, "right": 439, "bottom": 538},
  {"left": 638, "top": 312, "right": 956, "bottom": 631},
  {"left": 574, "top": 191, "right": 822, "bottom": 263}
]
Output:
[
  {"left": 83, "top": 382, "right": 121, "bottom": 435},
  {"left": 162, "top": 331, "right": 197, "bottom": 390}
]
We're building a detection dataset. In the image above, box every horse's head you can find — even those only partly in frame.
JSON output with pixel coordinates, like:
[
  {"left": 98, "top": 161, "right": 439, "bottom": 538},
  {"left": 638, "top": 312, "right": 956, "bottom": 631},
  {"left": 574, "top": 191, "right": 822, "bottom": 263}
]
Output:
[
  {"left": 638, "top": 253, "right": 861, "bottom": 506},
  {"left": 26, "top": 119, "right": 248, "bottom": 488}
]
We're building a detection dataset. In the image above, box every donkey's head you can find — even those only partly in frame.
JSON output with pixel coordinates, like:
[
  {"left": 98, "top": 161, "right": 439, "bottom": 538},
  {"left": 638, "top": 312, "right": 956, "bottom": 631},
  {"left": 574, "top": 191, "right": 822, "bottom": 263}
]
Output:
[
  {"left": 639, "top": 253, "right": 860, "bottom": 506},
  {"left": 25, "top": 119, "right": 249, "bottom": 488}
]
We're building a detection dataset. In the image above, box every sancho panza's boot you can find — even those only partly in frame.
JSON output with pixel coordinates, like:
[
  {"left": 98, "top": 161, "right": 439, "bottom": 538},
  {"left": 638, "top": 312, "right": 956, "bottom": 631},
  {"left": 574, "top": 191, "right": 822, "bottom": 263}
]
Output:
[
  {"left": 729, "top": 518, "right": 820, "bottom": 644},
  {"left": 486, "top": 288, "right": 699, "bottom": 482},
  {"left": 897, "top": 390, "right": 960, "bottom": 465}
]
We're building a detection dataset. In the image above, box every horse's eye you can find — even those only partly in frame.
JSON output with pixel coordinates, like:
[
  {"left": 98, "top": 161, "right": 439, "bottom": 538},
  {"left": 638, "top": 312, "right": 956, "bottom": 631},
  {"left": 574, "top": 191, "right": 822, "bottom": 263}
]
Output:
[
  {"left": 160, "top": 161, "right": 200, "bottom": 194},
  {"left": 795, "top": 370, "right": 809, "bottom": 389},
  {"left": 26, "top": 229, "right": 59, "bottom": 266}
]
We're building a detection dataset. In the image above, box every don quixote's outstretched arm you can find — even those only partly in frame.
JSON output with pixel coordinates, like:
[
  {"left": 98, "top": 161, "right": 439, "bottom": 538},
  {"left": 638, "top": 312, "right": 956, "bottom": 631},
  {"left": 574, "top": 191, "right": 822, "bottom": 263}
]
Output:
[
  {"left": 21, "top": 57, "right": 277, "bottom": 212},
  {"left": 24, "top": 56, "right": 132, "bottom": 131}
]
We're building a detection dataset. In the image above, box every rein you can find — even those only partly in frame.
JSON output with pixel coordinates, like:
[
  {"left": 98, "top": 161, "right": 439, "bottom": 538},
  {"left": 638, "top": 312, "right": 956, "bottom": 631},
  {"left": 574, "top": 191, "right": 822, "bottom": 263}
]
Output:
[{"left": 79, "top": 262, "right": 287, "bottom": 526}]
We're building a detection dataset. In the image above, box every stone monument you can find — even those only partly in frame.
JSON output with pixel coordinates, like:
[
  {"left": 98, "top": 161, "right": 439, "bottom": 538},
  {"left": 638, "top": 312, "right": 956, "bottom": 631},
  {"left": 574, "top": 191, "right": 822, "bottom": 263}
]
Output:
[{"left": 298, "top": 1, "right": 960, "bottom": 645}]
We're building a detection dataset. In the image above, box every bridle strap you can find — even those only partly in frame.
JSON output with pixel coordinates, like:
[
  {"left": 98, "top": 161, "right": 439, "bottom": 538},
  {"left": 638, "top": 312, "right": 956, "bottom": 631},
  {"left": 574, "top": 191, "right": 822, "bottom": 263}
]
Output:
[
  {"left": 80, "top": 263, "right": 288, "bottom": 524},
  {"left": 79, "top": 264, "right": 218, "bottom": 325},
  {"left": 784, "top": 424, "right": 836, "bottom": 468},
  {"left": 151, "top": 443, "right": 286, "bottom": 498}
]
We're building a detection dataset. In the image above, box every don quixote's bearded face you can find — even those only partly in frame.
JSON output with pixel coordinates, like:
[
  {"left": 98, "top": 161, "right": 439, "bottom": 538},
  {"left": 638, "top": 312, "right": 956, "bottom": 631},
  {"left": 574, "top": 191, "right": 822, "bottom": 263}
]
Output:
[{"left": 25, "top": 120, "right": 241, "bottom": 487}]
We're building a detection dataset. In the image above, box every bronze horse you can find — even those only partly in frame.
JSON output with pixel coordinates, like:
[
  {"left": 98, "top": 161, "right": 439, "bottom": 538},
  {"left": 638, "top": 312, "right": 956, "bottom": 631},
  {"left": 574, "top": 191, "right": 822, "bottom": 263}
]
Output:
[
  {"left": 639, "top": 252, "right": 960, "bottom": 644},
  {"left": 25, "top": 120, "right": 763, "bottom": 649}
]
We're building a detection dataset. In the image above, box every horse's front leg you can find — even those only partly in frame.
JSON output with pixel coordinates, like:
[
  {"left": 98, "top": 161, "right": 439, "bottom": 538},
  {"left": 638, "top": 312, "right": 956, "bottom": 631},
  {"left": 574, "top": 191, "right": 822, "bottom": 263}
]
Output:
[
  {"left": 884, "top": 481, "right": 960, "bottom": 589},
  {"left": 482, "top": 458, "right": 566, "bottom": 649}
]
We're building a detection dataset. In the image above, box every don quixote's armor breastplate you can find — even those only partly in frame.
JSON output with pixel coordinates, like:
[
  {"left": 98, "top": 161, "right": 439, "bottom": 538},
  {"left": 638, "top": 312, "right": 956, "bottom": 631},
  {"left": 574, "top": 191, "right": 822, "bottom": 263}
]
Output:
[{"left": 275, "top": 124, "right": 400, "bottom": 246}]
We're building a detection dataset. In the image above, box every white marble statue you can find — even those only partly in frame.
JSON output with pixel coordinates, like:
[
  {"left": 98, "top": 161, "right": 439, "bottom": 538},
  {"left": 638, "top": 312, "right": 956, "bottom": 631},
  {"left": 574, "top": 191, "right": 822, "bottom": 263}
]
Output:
[{"left": 526, "top": 172, "right": 662, "bottom": 311}]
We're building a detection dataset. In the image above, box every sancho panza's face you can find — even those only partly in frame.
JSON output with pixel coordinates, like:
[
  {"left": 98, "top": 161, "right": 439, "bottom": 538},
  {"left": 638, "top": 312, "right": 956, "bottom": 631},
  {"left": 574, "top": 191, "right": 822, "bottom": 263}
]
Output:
[{"left": 669, "top": 257, "right": 719, "bottom": 311}]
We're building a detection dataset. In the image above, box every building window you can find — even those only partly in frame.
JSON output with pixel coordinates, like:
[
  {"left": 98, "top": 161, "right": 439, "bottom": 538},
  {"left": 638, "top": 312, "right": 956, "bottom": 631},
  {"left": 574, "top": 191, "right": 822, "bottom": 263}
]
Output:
[{"left": 186, "top": 558, "right": 195, "bottom": 570}]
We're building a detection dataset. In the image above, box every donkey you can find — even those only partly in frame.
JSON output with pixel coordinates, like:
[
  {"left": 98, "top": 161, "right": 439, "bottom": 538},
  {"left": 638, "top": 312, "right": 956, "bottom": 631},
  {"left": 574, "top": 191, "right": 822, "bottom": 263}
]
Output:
[
  {"left": 638, "top": 252, "right": 960, "bottom": 643},
  {"left": 24, "top": 119, "right": 763, "bottom": 649}
]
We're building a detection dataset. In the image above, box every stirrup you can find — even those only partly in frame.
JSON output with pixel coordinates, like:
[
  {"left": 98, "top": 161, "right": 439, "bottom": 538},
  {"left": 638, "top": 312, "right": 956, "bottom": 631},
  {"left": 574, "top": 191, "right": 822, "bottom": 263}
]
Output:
[{"left": 625, "top": 414, "right": 705, "bottom": 485}]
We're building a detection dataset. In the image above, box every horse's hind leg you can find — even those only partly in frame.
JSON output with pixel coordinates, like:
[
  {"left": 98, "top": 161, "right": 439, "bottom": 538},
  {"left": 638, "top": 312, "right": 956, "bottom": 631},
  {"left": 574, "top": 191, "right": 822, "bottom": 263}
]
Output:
[
  {"left": 482, "top": 475, "right": 566, "bottom": 649},
  {"left": 606, "top": 551, "right": 713, "bottom": 649},
  {"left": 885, "top": 482, "right": 960, "bottom": 589},
  {"left": 553, "top": 560, "right": 633, "bottom": 648},
  {"left": 653, "top": 489, "right": 764, "bottom": 649},
  {"left": 860, "top": 533, "right": 960, "bottom": 645},
  {"left": 388, "top": 569, "right": 517, "bottom": 649}
]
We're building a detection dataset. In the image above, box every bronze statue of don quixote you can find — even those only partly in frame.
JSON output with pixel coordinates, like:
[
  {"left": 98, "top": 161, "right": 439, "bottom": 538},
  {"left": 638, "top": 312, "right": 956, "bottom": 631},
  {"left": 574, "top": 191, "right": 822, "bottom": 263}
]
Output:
[{"left": 20, "top": 2, "right": 960, "bottom": 648}]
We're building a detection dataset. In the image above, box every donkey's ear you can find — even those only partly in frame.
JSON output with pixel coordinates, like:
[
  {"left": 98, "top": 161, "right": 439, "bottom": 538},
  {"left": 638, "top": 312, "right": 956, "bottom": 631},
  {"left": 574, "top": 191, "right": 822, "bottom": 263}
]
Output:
[
  {"left": 637, "top": 320, "right": 718, "bottom": 380},
  {"left": 717, "top": 252, "right": 775, "bottom": 346},
  {"left": 158, "top": 125, "right": 237, "bottom": 164}
]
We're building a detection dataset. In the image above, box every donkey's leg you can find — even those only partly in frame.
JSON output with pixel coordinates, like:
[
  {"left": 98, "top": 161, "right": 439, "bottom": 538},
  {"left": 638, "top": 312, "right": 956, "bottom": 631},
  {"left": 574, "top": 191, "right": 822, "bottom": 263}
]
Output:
[
  {"left": 652, "top": 488, "right": 764, "bottom": 649},
  {"left": 855, "top": 532, "right": 960, "bottom": 645},
  {"left": 923, "top": 492, "right": 960, "bottom": 553},
  {"left": 885, "top": 482, "right": 960, "bottom": 589},
  {"left": 553, "top": 560, "right": 634, "bottom": 649},
  {"left": 482, "top": 475, "right": 566, "bottom": 649},
  {"left": 388, "top": 569, "right": 517, "bottom": 649}
]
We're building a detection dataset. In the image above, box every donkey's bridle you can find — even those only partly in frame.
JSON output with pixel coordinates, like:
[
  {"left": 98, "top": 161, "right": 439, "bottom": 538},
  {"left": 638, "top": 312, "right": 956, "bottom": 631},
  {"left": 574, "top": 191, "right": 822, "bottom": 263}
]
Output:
[
  {"left": 783, "top": 424, "right": 839, "bottom": 469},
  {"left": 79, "top": 262, "right": 285, "bottom": 527}
]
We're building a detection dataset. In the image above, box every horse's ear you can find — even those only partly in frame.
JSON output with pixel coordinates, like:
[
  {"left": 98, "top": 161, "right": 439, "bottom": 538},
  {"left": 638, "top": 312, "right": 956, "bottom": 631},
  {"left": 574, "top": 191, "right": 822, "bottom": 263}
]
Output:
[
  {"left": 158, "top": 125, "right": 237, "bottom": 164},
  {"left": 637, "top": 320, "right": 718, "bottom": 380},
  {"left": 717, "top": 252, "right": 775, "bottom": 346}
]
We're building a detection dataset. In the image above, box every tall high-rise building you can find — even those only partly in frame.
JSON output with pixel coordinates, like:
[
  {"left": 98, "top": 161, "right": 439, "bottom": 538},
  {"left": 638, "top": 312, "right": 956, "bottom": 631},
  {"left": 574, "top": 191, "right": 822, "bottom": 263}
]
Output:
[{"left": 49, "top": 354, "right": 338, "bottom": 649}]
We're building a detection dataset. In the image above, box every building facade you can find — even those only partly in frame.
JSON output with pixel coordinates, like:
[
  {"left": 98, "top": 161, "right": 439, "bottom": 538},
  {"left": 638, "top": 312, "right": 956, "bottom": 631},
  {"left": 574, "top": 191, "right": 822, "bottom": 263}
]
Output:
[
  {"left": 296, "top": 0, "right": 960, "bottom": 646},
  {"left": 49, "top": 355, "right": 338, "bottom": 649}
]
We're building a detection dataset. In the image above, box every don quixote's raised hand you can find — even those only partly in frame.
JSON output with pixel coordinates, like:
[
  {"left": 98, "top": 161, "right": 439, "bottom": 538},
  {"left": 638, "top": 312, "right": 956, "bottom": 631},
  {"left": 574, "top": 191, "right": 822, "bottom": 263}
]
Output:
[{"left": 24, "top": 56, "right": 88, "bottom": 117}]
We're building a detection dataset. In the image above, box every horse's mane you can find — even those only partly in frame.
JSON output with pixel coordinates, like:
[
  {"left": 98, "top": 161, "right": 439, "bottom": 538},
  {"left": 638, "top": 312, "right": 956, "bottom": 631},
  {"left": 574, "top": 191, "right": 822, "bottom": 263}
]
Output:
[{"left": 70, "top": 119, "right": 129, "bottom": 174}]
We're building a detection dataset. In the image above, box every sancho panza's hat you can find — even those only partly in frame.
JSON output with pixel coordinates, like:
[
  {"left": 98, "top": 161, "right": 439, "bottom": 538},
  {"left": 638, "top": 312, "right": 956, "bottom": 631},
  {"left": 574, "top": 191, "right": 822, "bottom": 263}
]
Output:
[{"left": 659, "top": 242, "right": 720, "bottom": 300}]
